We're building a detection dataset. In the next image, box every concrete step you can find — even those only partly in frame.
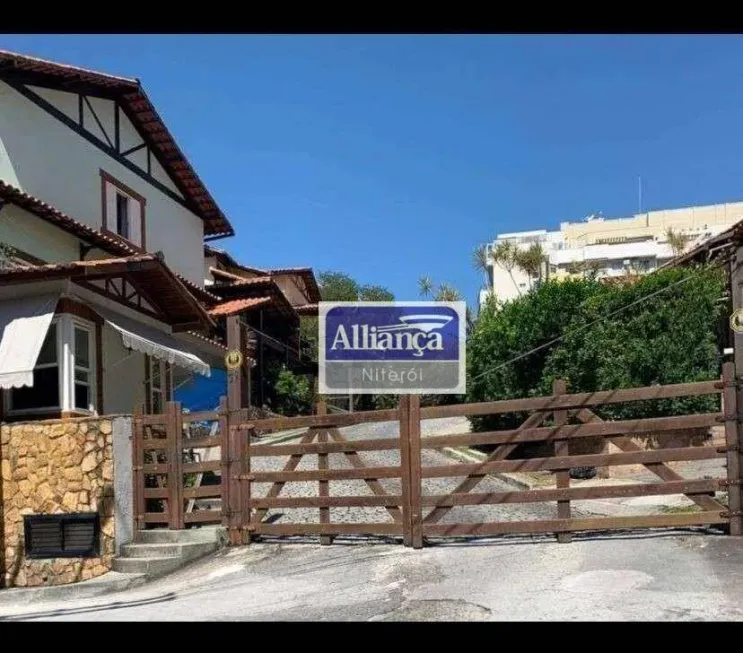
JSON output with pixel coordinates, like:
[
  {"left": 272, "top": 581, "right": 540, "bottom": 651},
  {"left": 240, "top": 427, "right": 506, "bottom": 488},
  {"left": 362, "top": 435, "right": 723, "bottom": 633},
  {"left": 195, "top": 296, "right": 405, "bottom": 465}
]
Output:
[
  {"left": 112, "top": 527, "right": 226, "bottom": 579},
  {"left": 134, "top": 526, "right": 224, "bottom": 545},
  {"left": 112, "top": 556, "right": 184, "bottom": 577},
  {"left": 120, "top": 541, "right": 217, "bottom": 560}
]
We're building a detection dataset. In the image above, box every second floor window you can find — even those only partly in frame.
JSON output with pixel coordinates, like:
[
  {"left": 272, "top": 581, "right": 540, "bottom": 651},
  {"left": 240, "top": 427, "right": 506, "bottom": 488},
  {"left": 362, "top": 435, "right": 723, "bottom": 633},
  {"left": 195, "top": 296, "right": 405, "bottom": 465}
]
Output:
[
  {"left": 116, "top": 193, "right": 130, "bottom": 241},
  {"left": 101, "top": 170, "right": 146, "bottom": 250}
]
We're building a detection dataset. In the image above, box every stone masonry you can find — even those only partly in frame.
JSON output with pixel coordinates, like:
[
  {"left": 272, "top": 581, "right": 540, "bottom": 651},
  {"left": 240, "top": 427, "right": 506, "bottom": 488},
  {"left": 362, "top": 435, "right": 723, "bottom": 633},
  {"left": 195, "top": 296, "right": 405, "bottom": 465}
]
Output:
[{"left": 1, "top": 417, "right": 115, "bottom": 587}]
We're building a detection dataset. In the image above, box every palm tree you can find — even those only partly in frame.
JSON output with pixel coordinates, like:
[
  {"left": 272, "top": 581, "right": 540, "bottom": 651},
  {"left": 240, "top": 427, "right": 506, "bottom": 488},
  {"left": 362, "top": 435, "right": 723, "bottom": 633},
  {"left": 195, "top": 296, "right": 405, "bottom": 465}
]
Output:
[
  {"left": 515, "top": 243, "right": 547, "bottom": 289},
  {"left": 471, "top": 244, "right": 491, "bottom": 289},
  {"left": 666, "top": 228, "right": 688, "bottom": 257},
  {"left": 435, "top": 283, "right": 463, "bottom": 302},
  {"left": 418, "top": 275, "right": 434, "bottom": 299},
  {"left": 491, "top": 240, "right": 522, "bottom": 296}
]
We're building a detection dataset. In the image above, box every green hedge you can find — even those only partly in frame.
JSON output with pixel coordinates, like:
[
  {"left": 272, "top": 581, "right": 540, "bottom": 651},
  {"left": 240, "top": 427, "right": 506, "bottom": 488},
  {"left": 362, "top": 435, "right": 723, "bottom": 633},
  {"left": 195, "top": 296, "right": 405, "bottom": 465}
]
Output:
[{"left": 467, "top": 266, "right": 725, "bottom": 433}]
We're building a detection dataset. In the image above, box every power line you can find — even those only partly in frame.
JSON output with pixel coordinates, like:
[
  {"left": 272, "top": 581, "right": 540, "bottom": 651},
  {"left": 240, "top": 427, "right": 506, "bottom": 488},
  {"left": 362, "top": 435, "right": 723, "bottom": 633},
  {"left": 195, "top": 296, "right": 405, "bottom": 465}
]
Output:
[{"left": 470, "top": 260, "right": 727, "bottom": 385}]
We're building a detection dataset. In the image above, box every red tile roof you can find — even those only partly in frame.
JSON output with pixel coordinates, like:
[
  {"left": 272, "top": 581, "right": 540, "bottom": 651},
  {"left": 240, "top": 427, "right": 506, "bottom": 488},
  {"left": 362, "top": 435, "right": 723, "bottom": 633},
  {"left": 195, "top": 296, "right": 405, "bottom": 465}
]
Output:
[
  {"left": 208, "top": 297, "right": 272, "bottom": 317},
  {"left": 295, "top": 303, "right": 319, "bottom": 316},
  {"left": 0, "top": 180, "right": 137, "bottom": 256},
  {"left": 0, "top": 49, "right": 233, "bottom": 239},
  {"left": 0, "top": 254, "right": 215, "bottom": 330},
  {"left": 0, "top": 180, "right": 221, "bottom": 306}
]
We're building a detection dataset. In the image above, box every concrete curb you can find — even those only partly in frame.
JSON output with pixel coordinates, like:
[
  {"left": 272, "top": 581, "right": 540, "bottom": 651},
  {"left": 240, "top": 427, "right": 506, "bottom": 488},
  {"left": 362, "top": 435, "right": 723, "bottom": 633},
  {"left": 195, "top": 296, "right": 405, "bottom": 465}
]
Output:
[{"left": 0, "top": 571, "right": 147, "bottom": 607}]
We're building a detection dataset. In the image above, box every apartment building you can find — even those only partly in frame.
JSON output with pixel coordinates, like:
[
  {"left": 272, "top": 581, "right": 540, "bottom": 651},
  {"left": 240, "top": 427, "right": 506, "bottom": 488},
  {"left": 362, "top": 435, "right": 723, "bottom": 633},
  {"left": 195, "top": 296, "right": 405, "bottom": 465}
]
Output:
[{"left": 479, "top": 202, "right": 743, "bottom": 307}]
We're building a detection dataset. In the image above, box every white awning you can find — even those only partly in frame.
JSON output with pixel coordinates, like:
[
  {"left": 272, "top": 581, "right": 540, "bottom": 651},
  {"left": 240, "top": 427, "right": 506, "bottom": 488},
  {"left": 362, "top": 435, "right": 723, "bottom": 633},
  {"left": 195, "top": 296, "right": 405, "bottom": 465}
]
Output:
[
  {"left": 98, "top": 307, "right": 211, "bottom": 377},
  {"left": 0, "top": 293, "right": 60, "bottom": 389}
]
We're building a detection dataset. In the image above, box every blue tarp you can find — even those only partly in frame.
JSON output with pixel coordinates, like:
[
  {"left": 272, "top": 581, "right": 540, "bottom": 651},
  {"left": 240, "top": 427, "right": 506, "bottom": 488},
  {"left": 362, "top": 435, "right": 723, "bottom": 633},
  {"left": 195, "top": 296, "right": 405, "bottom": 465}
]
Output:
[{"left": 174, "top": 368, "right": 227, "bottom": 412}]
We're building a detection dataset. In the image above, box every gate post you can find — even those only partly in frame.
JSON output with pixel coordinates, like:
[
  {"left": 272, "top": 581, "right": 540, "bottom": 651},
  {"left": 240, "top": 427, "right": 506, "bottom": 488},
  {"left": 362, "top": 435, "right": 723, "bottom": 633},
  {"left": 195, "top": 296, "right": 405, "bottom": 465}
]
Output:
[
  {"left": 552, "top": 379, "right": 571, "bottom": 543},
  {"left": 226, "top": 314, "right": 246, "bottom": 546},
  {"left": 167, "top": 401, "right": 185, "bottom": 530},
  {"left": 132, "top": 403, "right": 145, "bottom": 533},
  {"left": 315, "top": 400, "right": 332, "bottom": 545},
  {"left": 408, "top": 394, "right": 423, "bottom": 549},
  {"left": 723, "top": 362, "right": 743, "bottom": 535},
  {"left": 398, "top": 395, "right": 413, "bottom": 547}
]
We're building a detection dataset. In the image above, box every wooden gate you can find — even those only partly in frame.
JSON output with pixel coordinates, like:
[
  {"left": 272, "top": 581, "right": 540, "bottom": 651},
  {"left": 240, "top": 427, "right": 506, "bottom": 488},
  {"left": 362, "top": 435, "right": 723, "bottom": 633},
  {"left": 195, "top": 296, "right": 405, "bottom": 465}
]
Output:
[{"left": 132, "top": 363, "right": 743, "bottom": 545}]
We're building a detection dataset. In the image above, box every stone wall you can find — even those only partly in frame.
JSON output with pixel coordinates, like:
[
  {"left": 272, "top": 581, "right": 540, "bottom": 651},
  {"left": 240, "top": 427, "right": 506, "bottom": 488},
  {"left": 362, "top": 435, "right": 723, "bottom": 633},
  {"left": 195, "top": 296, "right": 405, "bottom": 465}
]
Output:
[{"left": 1, "top": 417, "right": 116, "bottom": 587}]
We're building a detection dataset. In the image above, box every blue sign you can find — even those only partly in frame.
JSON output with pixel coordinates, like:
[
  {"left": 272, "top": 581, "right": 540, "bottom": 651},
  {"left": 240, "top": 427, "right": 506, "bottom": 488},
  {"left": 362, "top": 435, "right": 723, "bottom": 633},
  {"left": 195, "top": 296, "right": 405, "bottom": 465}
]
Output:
[{"left": 319, "top": 301, "right": 466, "bottom": 395}]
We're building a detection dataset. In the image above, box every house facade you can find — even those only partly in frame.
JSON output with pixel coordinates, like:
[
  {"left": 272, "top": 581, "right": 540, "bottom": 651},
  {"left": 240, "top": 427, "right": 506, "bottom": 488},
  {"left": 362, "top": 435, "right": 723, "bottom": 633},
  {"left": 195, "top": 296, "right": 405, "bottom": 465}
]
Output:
[
  {"left": 0, "top": 50, "right": 325, "bottom": 588},
  {"left": 203, "top": 244, "right": 320, "bottom": 408},
  {"left": 0, "top": 50, "right": 235, "bottom": 421}
]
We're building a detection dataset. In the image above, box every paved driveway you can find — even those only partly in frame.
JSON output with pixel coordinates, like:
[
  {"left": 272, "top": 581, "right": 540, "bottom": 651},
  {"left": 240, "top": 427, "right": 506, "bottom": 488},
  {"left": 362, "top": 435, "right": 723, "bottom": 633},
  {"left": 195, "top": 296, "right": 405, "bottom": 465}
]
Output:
[{"left": 1, "top": 530, "right": 742, "bottom": 621}]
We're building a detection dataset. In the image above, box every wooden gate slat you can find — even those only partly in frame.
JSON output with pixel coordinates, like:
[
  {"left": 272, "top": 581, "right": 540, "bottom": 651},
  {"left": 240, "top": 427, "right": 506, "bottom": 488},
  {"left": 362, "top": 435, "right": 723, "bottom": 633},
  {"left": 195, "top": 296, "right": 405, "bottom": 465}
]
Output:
[
  {"left": 327, "top": 428, "right": 403, "bottom": 523},
  {"left": 423, "top": 410, "right": 548, "bottom": 525},
  {"left": 575, "top": 408, "right": 726, "bottom": 512},
  {"left": 253, "top": 430, "right": 317, "bottom": 523}
]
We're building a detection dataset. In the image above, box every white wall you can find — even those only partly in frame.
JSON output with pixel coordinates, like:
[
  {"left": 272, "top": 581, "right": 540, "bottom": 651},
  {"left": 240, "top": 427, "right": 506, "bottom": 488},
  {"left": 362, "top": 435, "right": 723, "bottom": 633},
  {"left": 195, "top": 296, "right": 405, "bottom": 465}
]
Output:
[
  {"left": 101, "top": 323, "right": 146, "bottom": 415},
  {"left": 490, "top": 262, "right": 532, "bottom": 304},
  {"left": 0, "top": 203, "right": 79, "bottom": 262},
  {"left": 0, "top": 81, "right": 206, "bottom": 285}
]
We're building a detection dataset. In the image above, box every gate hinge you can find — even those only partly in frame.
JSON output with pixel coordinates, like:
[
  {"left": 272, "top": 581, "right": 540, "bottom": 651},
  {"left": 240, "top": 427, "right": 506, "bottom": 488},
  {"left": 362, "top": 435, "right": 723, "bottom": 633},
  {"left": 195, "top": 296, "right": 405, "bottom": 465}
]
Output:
[{"left": 721, "top": 510, "right": 743, "bottom": 519}]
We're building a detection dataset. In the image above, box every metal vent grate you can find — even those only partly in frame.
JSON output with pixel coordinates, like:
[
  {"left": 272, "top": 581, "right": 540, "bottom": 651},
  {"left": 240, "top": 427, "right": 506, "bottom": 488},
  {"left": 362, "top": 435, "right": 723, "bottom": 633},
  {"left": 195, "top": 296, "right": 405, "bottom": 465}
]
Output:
[{"left": 24, "top": 513, "right": 100, "bottom": 559}]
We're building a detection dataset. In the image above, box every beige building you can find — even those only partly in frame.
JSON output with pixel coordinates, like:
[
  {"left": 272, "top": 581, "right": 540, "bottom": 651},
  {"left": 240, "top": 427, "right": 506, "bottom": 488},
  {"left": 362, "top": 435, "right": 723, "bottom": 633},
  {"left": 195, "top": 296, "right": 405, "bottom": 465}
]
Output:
[{"left": 481, "top": 201, "right": 743, "bottom": 306}]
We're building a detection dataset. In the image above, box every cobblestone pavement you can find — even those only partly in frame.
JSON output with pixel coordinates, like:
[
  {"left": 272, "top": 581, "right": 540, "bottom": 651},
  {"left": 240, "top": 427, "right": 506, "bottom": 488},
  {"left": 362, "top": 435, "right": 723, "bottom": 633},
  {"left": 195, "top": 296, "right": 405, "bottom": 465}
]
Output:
[{"left": 251, "top": 416, "right": 591, "bottom": 529}]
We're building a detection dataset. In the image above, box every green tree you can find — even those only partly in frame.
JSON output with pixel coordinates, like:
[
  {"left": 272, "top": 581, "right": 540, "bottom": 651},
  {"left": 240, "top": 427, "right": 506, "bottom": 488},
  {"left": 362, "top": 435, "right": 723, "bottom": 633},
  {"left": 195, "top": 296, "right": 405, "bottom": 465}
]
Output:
[
  {"left": 317, "top": 271, "right": 360, "bottom": 301},
  {"left": 515, "top": 243, "right": 547, "bottom": 288},
  {"left": 274, "top": 365, "right": 313, "bottom": 415},
  {"left": 467, "top": 267, "right": 724, "bottom": 434},
  {"left": 666, "top": 228, "right": 689, "bottom": 258},
  {"left": 359, "top": 284, "right": 395, "bottom": 301}
]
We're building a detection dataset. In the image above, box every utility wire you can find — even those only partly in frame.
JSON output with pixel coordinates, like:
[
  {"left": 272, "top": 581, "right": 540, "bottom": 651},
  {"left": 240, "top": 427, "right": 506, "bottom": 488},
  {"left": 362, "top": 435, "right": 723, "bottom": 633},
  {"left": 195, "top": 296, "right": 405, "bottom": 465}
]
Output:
[{"left": 470, "top": 259, "right": 728, "bottom": 384}]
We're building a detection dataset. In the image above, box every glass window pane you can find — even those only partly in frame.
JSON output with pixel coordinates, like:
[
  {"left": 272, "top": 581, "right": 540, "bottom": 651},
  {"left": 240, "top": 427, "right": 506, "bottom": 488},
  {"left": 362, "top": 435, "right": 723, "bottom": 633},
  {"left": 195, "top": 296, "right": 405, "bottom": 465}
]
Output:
[
  {"left": 152, "top": 391, "right": 162, "bottom": 414},
  {"left": 74, "top": 369, "right": 89, "bottom": 383},
  {"left": 37, "top": 324, "right": 57, "bottom": 366},
  {"left": 116, "top": 193, "right": 129, "bottom": 239},
  {"left": 74, "top": 328, "right": 90, "bottom": 369},
  {"left": 74, "top": 383, "right": 90, "bottom": 411},
  {"left": 151, "top": 360, "right": 161, "bottom": 388},
  {"left": 11, "top": 366, "right": 59, "bottom": 410}
]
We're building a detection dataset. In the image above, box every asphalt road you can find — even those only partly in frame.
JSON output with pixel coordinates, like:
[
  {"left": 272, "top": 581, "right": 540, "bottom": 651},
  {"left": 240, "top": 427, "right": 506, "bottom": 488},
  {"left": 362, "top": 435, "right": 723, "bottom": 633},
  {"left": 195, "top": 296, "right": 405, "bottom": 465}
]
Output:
[{"left": 1, "top": 530, "right": 741, "bottom": 621}]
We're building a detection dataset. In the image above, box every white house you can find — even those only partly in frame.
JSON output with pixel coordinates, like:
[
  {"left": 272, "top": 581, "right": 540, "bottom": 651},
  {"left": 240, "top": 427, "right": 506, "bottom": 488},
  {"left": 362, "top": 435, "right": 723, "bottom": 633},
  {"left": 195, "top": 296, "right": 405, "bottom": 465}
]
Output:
[{"left": 0, "top": 49, "right": 233, "bottom": 420}]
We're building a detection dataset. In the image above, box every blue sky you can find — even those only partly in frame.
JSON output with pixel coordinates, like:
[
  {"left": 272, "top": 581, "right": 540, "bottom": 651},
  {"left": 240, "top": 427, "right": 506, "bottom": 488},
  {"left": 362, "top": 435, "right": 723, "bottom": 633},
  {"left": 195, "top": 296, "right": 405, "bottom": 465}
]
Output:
[{"left": 3, "top": 34, "right": 743, "bottom": 307}]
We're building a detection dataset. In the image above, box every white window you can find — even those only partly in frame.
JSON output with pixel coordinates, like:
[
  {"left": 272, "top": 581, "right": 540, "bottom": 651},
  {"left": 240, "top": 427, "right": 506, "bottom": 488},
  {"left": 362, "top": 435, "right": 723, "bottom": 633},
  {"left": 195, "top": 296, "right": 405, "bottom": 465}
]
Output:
[
  {"left": 73, "top": 323, "right": 94, "bottom": 412},
  {"left": 5, "top": 315, "right": 97, "bottom": 416},
  {"left": 147, "top": 356, "right": 172, "bottom": 414},
  {"left": 101, "top": 170, "right": 145, "bottom": 249}
]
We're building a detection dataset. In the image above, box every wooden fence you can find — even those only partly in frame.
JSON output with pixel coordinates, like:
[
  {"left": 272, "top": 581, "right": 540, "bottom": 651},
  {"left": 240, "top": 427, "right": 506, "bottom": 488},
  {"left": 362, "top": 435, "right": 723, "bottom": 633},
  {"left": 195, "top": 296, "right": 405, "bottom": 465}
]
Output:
[{"left": 132, "top": 362, "right": 743, "bottom": 546}]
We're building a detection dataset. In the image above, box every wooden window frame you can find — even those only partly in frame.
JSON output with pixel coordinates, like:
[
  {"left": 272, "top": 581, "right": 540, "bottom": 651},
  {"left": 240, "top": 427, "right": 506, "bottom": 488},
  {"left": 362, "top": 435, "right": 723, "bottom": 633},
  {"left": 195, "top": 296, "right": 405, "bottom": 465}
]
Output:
[
  {"left": 144, "top": 355, "right": 173, "bottom": 415},
  {"left": 100, "top": 169, "right": 147, "bottom": 252}
]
